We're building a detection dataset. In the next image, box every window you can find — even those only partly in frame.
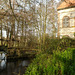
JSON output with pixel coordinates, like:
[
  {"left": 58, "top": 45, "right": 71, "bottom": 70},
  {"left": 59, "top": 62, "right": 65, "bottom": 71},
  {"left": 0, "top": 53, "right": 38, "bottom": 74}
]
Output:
[{"left": 63, "top": 16, "right": 70, "bottom": 27}]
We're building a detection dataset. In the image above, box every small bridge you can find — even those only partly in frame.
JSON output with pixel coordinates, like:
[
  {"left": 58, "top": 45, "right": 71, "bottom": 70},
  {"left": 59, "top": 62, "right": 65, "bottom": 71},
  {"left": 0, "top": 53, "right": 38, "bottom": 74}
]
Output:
[
  {"left": 0, "top": 37, "right": 39, "bottom": 59},
  {"left": 0, "top": 45, "right": 39, "bottom": 59},
  {"left": 7, "top": 47, "right": 38, "bottom": 55}
]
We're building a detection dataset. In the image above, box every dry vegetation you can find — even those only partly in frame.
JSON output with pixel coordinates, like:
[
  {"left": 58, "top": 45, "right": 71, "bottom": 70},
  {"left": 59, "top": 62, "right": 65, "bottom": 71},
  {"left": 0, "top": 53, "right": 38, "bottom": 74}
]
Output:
[{"left": 0, "top": 0, "right": 58, "bottom": 50}]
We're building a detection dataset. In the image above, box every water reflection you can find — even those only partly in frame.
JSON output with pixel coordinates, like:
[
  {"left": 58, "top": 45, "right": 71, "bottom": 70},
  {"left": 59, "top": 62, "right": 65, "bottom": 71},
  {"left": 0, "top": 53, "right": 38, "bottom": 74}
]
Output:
[
  {"left": 0, "top": 53, "right": 6, "bottom": 60},
  {"left": 0, "top": 59, "right": 31, "bottom": 75},
  {"left": 22, "top": 60, "right": 30, "bottom": 67},
  {"left": 0, "top": 60, "right": 6, "bottom": 70}
]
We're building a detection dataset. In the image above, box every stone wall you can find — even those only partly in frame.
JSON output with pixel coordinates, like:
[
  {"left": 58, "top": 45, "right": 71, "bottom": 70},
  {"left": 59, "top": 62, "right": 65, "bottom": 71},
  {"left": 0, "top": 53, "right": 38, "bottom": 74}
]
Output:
[{"left": 58, "top": 7, "right": 75, "bottom": 38}]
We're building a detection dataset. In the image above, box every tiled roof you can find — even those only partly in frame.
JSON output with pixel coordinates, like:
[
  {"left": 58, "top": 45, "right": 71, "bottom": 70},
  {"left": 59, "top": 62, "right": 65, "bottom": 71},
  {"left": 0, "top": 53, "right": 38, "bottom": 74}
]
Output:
[
  {"left": 65, "top": 0, "right": 75, "bottom": 4},
  {"left": 57, "top": 0, "right": 75, "bottom": 10}
]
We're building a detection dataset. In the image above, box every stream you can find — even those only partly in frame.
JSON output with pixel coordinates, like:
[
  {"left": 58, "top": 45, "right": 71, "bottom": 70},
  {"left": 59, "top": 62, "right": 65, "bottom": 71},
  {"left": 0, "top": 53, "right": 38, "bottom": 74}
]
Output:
[{"left": 0, "top": 59, "right": 31, "bottom": 75}]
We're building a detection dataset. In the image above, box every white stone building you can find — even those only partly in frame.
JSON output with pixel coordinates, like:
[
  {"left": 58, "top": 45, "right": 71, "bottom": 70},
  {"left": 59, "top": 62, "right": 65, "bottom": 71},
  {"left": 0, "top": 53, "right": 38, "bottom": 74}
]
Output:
[{"left": 57, "top": 0, "right": 75, "bottom": 38}]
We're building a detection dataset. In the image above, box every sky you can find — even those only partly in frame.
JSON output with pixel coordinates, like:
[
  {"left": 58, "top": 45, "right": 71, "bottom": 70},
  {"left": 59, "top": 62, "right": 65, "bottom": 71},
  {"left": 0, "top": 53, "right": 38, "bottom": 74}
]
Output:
[
  {"left": 56, "top": 0, "right": 60, "bottom": 2},
  {"left": 40, "top": 0, "right": 60, "bottom": 4}
]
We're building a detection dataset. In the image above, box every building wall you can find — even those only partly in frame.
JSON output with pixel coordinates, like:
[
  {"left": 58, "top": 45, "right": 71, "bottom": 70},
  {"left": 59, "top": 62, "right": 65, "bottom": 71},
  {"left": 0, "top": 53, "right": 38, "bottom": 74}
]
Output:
[{"left": 58, "top": 7, "right": 75, "bottom": 38}]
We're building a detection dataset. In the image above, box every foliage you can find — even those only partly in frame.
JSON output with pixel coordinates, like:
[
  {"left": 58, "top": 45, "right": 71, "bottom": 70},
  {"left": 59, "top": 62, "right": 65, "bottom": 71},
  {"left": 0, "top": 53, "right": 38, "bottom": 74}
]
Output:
[
  {"left": 0, "top": 45, "right": 7, "bottom": 52},
  {"left": 0, "top": 0, "right": 58, "bottom": 49},
  {"left": 27, "top": 35, "right": 38, "bottom": 49},
  {"left": 24, "top": 37, "right": 75, "bottom": 75},
  {"left": 74, "top": 32, "right": 75, "bottom": 37},
  {"left": 42, "top": 36, "right": 60, "bottom": 54},
  {"left": 24, "top": 48, "right": 75, "bottom": 75},
  {"left": 42, "top": 36, "right": 75, "bottom": 54}
]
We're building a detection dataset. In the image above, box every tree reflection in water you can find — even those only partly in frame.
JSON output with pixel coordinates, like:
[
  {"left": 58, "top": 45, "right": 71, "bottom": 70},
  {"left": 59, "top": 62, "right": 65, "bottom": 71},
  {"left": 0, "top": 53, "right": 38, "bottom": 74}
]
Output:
[{"left": 0, "top": 59, "right": 31, "bottom": 75}]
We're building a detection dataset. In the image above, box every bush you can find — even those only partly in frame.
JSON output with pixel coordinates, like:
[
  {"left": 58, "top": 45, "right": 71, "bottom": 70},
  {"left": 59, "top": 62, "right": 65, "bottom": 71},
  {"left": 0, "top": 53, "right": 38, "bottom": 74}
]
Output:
[
  {"left": 41, "top": 35, "right": 61, "bottom": 54},
  {"left": 0, "top": 45, "right": 7, "bottom": 52},
  {"left": 62, "top": 35, "right": 70, "bottom": 39},
  {"left": 24, "top": 48, "right": 75, "bottom": 75},
  {"left": 74, "top": 32, "right": 75, "bottom": 37},
  {"left": 42, "top": 37, "right": 74, "bottom": 54}
]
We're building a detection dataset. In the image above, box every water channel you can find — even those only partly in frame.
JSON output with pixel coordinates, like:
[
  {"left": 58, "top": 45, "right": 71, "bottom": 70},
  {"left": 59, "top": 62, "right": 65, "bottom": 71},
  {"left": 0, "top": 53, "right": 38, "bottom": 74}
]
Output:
[{"left": 0, "top": 59, "right": 31, "bottom": 75}]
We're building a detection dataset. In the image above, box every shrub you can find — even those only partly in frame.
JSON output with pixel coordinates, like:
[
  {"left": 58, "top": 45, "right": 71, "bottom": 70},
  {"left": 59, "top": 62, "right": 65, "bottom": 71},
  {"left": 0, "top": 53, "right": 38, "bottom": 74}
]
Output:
[
  {"left": 42, "top": 36, "right": 61, "bottom": 54},
  {"left": 62, "top": 35, "right": 70, "bottom": 39},
  {"left": 42, "top": 37, "right": 74, "bottom": 54},
  {"left": 24, "top": 48, "right": 75, "bottom": 75},
  {"left": 74, "top": 32, "right": 75, "bottom": 37}
]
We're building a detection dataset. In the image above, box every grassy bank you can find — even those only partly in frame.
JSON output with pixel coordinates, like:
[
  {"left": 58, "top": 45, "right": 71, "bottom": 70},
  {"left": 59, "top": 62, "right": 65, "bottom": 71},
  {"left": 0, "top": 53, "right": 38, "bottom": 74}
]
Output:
[{"left": 24, "top": 38, "right": 75, "bottom": 75}]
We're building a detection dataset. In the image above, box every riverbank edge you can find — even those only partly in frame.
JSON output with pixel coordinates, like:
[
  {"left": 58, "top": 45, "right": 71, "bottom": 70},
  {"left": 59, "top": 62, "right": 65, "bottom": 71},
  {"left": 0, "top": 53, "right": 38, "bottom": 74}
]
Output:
[{"left": 7, "top": 54, "right": 36, "bottom": 60}]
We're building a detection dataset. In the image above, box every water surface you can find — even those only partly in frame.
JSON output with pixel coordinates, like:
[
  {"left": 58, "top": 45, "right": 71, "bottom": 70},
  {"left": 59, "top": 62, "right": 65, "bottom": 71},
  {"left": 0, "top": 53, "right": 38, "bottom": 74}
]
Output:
[{"left": 0, "top": 59, "right": 31, "bottom": 75}]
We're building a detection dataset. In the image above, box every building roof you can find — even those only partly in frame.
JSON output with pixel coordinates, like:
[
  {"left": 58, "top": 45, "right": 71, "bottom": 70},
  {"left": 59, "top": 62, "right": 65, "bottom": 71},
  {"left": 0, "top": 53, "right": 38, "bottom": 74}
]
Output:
[{"left": 57, "top": 0, "right": 75, "bottom": 10}]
